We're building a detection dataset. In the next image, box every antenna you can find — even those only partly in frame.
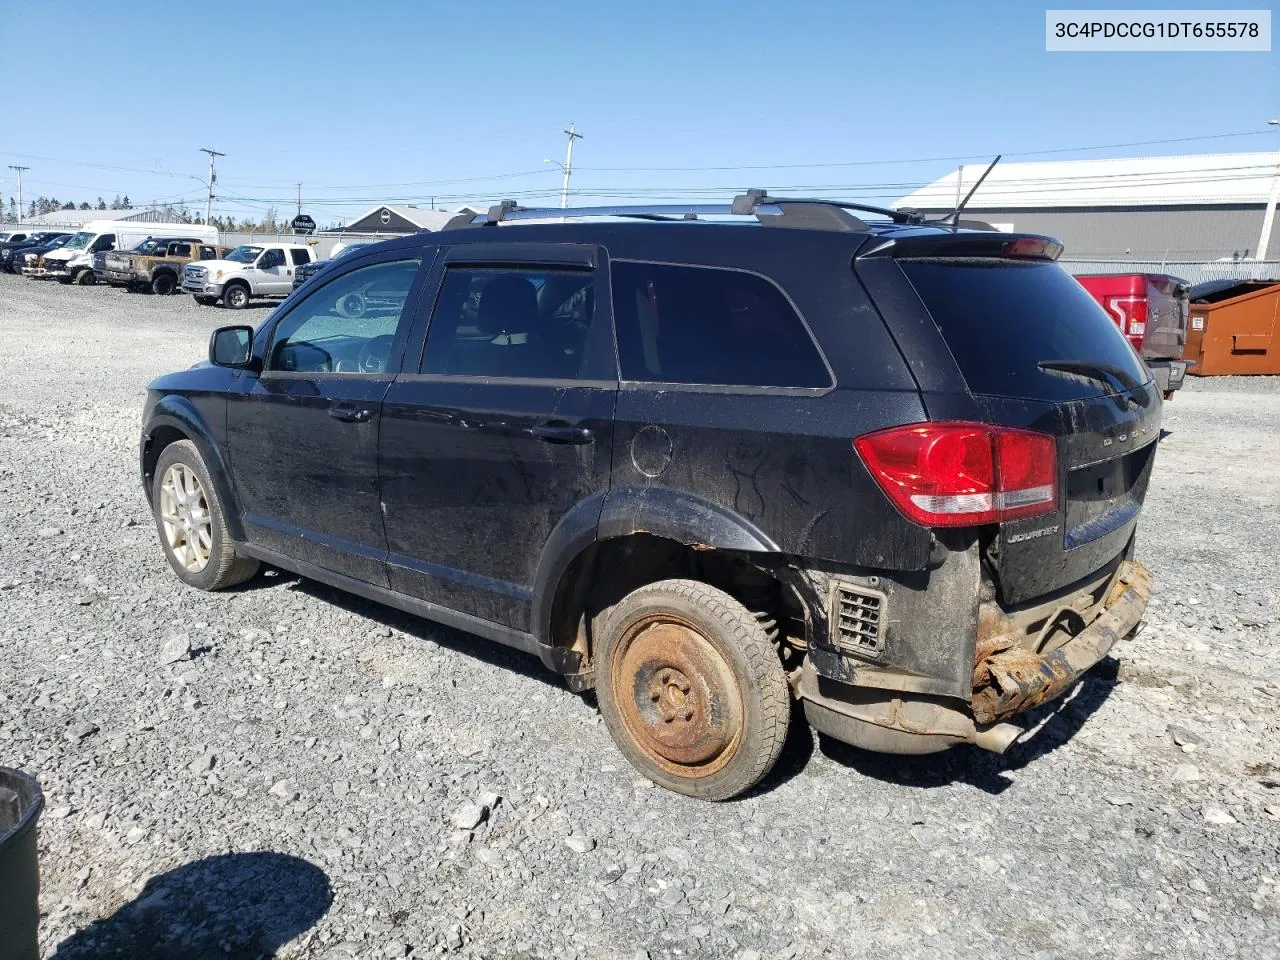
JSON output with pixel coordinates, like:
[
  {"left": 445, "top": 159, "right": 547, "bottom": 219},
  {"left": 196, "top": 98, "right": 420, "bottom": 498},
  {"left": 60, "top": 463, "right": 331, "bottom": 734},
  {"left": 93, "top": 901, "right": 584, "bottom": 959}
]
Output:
[{"left": 938, "top": 155, "right": 1001, "bottom": 230}]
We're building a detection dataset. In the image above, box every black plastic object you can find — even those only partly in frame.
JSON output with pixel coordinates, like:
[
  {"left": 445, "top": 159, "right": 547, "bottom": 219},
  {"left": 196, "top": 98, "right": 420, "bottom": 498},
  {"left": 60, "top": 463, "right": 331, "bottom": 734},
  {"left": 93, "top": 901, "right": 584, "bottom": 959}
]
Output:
[{"left": 0, "top": 767, "right": 43, "bottom": 960}]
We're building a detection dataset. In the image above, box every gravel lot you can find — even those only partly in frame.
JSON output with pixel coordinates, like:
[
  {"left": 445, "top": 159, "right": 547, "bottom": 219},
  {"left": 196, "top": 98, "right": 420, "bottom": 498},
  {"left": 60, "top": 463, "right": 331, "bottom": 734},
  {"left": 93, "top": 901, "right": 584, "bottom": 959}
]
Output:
[{"left": 2, "top": 275, "right": 1278, "bottom": 960}]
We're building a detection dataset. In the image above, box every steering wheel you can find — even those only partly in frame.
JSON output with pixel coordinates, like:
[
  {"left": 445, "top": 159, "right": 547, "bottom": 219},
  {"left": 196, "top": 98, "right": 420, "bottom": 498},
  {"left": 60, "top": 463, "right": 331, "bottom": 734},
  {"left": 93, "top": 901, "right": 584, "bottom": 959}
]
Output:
[{"left": 357, "top": 334, "right": 396, "bottom": 374}]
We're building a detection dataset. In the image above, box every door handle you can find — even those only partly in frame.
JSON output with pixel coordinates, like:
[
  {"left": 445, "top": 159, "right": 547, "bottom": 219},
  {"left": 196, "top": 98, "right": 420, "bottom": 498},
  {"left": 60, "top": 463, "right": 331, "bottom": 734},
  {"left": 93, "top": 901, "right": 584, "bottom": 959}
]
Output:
[
  {"left": 329, "top": 403, "right": 373, "bottom": 423},
  {"left": 532, "top": 422, "right": 594, "bottom": 444}
]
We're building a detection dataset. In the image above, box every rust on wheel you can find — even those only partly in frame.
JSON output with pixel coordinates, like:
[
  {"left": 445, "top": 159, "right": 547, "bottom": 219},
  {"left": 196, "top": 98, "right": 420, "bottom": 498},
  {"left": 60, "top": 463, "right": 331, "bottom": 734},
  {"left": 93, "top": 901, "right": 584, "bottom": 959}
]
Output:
[{"left": 610, "top": 615, "right": 744, "bottom": 779}]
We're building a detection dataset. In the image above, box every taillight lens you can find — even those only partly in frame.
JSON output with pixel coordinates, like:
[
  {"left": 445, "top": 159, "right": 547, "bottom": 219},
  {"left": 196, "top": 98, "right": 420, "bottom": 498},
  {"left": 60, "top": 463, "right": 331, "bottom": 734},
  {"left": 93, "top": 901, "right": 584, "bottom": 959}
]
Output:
[
  {"left": 1106, "top": 296, "right": 1149, "bottom": 350},
  {"left": 855, "top": 422, "right": 1058, "bottom": 527}
]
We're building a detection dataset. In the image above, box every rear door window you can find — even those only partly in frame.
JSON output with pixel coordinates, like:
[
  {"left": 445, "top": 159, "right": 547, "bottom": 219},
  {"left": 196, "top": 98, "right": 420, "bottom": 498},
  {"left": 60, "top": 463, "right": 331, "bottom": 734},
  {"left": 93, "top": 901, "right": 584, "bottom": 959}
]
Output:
[
  {"left": 290, "top": 248, "right": 310, "bottom": 266},
  {"left": 422, "top": 267, "right": 596, "bottom": 380},
  {"left": 610, "top": 260, "right": 831, "bottom": 388},
  {"left": 900, "top": 259, "right": 1150, "bottom": 402}
]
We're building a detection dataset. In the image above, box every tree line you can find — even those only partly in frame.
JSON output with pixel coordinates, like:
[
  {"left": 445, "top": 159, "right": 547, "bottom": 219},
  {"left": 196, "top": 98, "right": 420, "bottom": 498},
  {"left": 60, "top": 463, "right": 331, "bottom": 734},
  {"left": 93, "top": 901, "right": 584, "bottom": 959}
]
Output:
[{"left": 5, "top": 195, "right": 294, "bottom": 234}]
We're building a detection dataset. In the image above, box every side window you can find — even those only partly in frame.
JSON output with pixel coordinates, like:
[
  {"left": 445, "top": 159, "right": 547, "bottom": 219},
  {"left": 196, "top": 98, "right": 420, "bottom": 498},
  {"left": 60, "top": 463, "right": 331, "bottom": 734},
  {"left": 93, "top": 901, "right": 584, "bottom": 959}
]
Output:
[
  {"left": 200, "top": 246, "right": 218, "bottom": 260},
  {"left": 610, "top": 260, "right": 831, "bottom": 388},
  {"left": 289, "top": 248, "right": 310, "bottom": 266},
  {"left": 267, "top": 258, "right": 420, "bottom": 374},
  {"left": 91, "top": 234, "right": 116, "bottom": 253},
  {"left": 421, "top": 267, "right": 595, "bottom": 379},
  {"left": 259, "top": 248, "right": 286, "bottom": 269},
  {"left": 171, "top": 243, "right": 191, "bottom": 257}
]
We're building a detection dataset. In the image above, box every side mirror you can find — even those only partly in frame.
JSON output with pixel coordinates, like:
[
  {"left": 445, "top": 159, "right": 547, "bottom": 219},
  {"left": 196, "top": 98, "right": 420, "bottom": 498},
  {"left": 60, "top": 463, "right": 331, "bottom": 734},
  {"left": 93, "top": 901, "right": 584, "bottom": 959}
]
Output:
[{"left": 209, "top": 325, "right": 256, "bottom": 368}]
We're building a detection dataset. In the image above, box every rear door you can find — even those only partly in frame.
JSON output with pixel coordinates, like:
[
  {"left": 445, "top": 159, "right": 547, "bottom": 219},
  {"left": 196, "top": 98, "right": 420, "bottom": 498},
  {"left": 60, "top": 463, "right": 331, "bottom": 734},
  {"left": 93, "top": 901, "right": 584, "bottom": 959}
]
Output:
[
  {"left": 859, "top": 245, "right": 1161, "bottom": 604},
  {"left": 377, "top": 242, "right": 615, "bottom": 631}
]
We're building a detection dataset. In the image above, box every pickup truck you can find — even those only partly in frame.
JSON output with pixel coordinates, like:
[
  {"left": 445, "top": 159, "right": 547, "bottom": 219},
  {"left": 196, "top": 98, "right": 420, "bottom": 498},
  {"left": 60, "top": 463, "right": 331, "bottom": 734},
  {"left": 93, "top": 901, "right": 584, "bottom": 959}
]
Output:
[
  {"left": 100, "top": 238, "right": 228, "bottom": 294},
  {"left": 1075, "top": 273, "right": 1191, "bottom": 398},
  {"left": 182, "top": 242, "right": 316, "bottom": 308}
]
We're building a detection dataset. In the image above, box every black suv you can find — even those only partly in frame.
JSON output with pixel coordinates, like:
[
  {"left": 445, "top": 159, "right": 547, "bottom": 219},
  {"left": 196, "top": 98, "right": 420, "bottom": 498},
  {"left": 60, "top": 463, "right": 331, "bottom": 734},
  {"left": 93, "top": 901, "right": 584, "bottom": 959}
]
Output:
[{"left": 141, "top": 194, "right": 1158, "bottom": 800}]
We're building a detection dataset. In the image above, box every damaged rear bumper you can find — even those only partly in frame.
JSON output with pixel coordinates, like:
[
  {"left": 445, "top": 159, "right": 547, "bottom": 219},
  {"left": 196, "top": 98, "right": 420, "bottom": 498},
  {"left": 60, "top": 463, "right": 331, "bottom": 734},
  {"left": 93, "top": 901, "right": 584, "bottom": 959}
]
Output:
[{"left": 798, "top": 560, "right": 1151, "bottom": 755}]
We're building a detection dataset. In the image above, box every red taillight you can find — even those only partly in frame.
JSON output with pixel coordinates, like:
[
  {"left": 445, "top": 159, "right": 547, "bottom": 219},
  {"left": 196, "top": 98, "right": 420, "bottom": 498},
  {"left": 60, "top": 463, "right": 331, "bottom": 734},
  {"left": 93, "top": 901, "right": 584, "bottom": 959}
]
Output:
[
  {"left": 1106, "top": 296, "right": 1149, "bottom": 350},
  {"left": 854, "top": 422, "right": 1058, "bottom": 528}
]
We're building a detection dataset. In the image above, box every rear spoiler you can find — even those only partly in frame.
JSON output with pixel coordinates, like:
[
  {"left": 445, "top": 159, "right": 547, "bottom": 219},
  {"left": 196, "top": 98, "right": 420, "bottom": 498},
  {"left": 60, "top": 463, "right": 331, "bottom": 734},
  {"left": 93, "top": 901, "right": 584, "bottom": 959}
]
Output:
[{"left": 858, "top": 232, "right": 1064, "bottom": 262}]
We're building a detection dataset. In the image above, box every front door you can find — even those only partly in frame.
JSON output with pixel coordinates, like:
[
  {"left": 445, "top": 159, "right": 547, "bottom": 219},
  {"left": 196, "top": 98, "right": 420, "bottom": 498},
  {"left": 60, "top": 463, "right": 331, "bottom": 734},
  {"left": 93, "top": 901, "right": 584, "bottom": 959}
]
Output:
[
  {"left": 255, "top": 247, "right": 292, "bottom": 295},
  {"left": 226, "top": 249, "right": 431, "bottom": 584},
  {"left": 379, "top": 243, "right": 616, "bottom": 630}
]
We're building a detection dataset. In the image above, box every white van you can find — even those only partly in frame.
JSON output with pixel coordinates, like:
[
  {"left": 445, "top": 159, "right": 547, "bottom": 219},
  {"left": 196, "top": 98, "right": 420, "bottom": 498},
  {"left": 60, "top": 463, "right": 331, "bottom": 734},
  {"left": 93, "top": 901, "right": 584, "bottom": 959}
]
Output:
[{"left": 40, "top": 221, "right": 218, "bottom": 285}]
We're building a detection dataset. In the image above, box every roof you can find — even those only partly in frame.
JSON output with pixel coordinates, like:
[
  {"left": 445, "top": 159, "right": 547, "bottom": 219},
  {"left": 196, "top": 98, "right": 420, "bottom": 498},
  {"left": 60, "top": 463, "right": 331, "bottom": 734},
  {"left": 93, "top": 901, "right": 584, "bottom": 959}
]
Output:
[
  {"left": 895, "top": 152, "right": 1280, "bottom": 211},
  {"left": 14, "top": 208, "right": 178, "bottom": 227},
  {"left": 339, "top": 204, "right": 485, "bottom": 233}
]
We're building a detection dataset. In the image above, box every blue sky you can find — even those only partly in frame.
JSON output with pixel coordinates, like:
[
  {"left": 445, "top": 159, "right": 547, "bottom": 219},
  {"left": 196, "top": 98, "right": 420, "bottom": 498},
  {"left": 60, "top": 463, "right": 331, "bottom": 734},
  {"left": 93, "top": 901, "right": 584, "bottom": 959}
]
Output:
[{"left": 2, "top": 0, "right": 1276, "bottom": 226}]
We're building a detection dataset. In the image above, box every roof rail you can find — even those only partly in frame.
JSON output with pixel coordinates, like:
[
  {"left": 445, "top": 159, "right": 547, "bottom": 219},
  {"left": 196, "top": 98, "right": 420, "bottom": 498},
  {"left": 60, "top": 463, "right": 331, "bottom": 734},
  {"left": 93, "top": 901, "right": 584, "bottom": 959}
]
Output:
[{"left": 443, "top": 191, "right": 929, "bottom": 232}]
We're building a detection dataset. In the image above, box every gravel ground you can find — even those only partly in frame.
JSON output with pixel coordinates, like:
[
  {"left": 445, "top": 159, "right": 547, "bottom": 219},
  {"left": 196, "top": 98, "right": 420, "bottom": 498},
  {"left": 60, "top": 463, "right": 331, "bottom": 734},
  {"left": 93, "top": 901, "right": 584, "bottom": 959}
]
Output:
[{"left": 1, "top": 275, "right": 1278, "bottom": 960}]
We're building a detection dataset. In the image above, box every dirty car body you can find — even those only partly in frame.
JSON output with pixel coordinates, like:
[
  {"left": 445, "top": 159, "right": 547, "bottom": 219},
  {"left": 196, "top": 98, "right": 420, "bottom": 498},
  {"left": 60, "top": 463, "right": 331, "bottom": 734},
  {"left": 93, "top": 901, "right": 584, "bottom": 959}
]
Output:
[
  {"left": 101, "top": 239, "right": 227, "bottom": 291},
  {"left": 140, "top": 199, "right": 1160, "bottom": 792}
]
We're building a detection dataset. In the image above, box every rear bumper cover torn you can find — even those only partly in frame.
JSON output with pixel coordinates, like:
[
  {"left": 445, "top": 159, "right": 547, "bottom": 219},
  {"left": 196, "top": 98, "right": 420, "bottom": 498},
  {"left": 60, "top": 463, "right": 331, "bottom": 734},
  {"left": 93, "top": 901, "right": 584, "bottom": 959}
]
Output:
[{"left": 799, "top": 559, "right": 1151, "bottom": 755}]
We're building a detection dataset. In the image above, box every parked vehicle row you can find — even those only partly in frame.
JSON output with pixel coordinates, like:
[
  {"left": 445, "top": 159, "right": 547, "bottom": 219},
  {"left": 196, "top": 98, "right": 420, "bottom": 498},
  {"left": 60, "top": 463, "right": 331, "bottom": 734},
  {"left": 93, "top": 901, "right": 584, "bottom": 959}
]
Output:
[
  {"left": 99, "top": 237, "right": 229, "bottom": 295},
  {"left": 0, "top": 231, "right": 71, "bottom": 273},
  {"left": 17, "top": 220, "right": 218, "bottom": 286}
]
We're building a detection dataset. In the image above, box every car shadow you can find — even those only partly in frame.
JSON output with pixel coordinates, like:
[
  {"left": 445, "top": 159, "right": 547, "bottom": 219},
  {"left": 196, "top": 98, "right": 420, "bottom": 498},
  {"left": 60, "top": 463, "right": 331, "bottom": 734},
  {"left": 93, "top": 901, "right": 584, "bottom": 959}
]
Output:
[
  {"left": 268, "top": 572, "right": 565, "bottom": 689},
  {"left": 48, "top": 851, "right": 331, "bottom": 959},
  {"left": 815, "top": 658, "right": 1121, "bottom": 796},
  {"left": 746, "top": 699, "right": 816, "bottom": 797}
]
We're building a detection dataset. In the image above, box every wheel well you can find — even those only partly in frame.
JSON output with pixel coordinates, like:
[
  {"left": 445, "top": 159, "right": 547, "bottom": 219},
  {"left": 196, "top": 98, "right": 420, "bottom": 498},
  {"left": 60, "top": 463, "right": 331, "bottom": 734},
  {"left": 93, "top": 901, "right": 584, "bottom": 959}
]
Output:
[
  {"left": 142, "top": 425, "right": 189, "bottom": 492},
  {"left": 546, "top": 534, "right": 807, "bottom": 686}
]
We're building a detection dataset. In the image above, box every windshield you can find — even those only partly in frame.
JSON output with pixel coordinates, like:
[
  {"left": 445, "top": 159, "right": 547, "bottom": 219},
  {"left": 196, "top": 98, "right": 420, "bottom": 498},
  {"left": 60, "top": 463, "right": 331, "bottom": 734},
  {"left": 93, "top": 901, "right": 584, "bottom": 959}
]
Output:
[
  {"left": 226, "top": 245, "right": 263, "bottom": 263},
  {"left": 64, "top": 231, "right": 94, "bottom": 250},
  {"left": 900, "top": 258, "right": 1151, "bottom": 403},
  {"left": 49, "top": 235, "right": 72, "bottom": 248}
]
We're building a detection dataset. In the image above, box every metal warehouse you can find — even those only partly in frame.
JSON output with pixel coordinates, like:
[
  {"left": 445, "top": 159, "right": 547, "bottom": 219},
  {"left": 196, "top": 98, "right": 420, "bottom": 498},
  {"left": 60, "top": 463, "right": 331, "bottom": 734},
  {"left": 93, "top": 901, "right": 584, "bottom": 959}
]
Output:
[{"left": 895, "top": 152, "right": 1280, "bottom": 261}]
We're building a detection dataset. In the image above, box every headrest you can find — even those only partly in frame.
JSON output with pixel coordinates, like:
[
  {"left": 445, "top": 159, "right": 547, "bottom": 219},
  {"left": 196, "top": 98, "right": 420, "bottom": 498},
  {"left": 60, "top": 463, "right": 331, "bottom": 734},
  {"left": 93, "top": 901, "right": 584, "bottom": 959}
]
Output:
[{"left": 477, "top": 276, "right": 538, "bottom": 336}]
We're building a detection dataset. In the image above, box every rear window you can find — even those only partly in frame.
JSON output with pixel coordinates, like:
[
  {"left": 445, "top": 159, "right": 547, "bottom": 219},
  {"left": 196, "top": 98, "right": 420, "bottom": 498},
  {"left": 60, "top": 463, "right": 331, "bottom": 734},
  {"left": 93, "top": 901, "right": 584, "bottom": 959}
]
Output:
[
  {"left": 900, "top": 259, "right": 1150, "bottom": 401},
  {"left": 610, "top": 260, "right": 831, "bottom": 388}
]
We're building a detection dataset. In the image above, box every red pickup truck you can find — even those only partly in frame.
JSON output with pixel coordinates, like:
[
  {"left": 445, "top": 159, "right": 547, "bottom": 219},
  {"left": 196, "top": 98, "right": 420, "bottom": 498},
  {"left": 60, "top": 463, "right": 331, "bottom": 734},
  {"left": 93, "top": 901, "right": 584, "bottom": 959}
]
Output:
[{"left": 1075, "top": 273, "right": 1191, "bottom": 398}]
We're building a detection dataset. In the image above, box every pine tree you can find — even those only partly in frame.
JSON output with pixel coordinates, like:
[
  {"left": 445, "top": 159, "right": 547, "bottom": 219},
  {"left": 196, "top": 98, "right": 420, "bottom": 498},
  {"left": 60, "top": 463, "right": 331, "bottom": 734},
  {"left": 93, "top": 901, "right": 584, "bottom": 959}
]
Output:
[
  {"left": 96, "top": 197, "right": 107, "bottom": 210},
  {"left": 110, "top": 195, "right": 121, "bottom": 210},
  {"left": 121, "top": 195, "right": 131, "bottom": 209},
  {"left": 60, "top": 200, "right": 76, "bottom": 210},
  {"left": 79, "top": 201, "right": 91, "bottom": 210}
]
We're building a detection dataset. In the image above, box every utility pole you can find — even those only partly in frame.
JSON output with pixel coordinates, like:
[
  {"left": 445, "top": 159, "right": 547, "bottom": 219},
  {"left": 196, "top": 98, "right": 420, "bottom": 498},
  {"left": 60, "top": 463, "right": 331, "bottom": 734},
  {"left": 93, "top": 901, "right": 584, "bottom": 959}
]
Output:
[
  {"left": 199, "top": 148, "right": 224, "bottom": 225},
  {"left": 954, "top": 164, "right": 965, "bottom": 211},
  {"left": 1257, "top": 119, "right": 1280, "bottom": 261},
  {"left": 296, "top": 182, "right": 302, "bottom": 216},
  {"left": 560, "top": 122, "right": 583, "bottom": 208},
  {"left": 8, "top": 165, "right": 29, "bottom": 223}
]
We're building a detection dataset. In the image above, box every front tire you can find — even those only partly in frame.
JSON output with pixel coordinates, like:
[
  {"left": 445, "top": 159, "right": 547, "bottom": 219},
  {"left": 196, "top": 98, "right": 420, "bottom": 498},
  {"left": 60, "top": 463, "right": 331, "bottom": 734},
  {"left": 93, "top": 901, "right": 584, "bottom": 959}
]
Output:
[
  {"left": 74, "top": 269, "right": 95, "bottom": 285},
  {"left": 194, "top": 295, "right": 217, "bottom": 306},
  {"left": 595, "top": 579, "right": 790, "bottom": 800},
  {"left": 222, "top": 283, "right": 249, "bottom": 309},
  {"left": 151, "top": 440, "right": 259, "bottom": 591}
]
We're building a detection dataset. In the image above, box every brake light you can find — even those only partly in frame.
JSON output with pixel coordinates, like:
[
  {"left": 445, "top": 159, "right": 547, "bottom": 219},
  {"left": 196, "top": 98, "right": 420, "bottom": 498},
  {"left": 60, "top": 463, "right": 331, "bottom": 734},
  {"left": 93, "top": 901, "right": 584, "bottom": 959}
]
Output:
[
  {"left": 1001, "top": 237, "right": 1064, "bottom": 260},
  {"left": 854, "top": 422, "right": 1058, "bottom": 528},
  {"left": 1106, "top": 296, "right": 1148, "bottom": 350}
]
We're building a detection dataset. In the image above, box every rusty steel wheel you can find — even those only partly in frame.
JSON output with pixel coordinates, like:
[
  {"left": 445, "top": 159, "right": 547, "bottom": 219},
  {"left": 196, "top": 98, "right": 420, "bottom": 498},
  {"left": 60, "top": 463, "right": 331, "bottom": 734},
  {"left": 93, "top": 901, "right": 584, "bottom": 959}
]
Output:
[{"left": 596, "top": 579, "right": 790, "bottom": 800}]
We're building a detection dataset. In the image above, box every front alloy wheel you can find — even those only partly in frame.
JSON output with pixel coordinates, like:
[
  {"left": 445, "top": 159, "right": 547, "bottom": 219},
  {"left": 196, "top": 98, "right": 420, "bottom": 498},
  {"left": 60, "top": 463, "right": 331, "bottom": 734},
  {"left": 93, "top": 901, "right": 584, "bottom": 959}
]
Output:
[
  {"left": 151, "top": 439, "right": 259, "bottom": 590},
  {"left": 159, "top": 462, "right": 213, "bottom": 573},
  {"left": 223, "top": 284, "right": 249, "bottom": 309}
]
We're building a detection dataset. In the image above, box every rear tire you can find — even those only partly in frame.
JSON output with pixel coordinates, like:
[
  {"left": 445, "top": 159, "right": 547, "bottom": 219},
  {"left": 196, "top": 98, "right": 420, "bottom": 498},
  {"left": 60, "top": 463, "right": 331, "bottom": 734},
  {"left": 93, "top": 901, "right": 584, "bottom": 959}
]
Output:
[
  {"left": 151, "top": 440, "right": 259, "bottom": 591},
  {"left": 595, "top": 579, "right": 790, "bottom": 800},
  {"left": 223, "top": 282, "right": 250, "bottom": 309},
  {"left": 151, "top": 272, "right": 177, "bottom": 295}
]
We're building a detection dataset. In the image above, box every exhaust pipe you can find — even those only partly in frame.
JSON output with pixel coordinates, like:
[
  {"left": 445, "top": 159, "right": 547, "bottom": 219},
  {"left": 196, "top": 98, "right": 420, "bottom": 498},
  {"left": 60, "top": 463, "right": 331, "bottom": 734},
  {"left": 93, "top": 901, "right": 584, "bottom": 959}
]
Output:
[{"left": 972, "top": 723, "right": 1023, "bottom": 754}]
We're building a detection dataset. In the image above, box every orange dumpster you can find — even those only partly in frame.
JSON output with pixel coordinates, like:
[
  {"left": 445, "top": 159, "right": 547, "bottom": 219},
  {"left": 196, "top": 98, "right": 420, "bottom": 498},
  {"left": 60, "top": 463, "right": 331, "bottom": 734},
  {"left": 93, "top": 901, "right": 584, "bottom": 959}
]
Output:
[{"left": 1184, "top": 279, "right": 1280, "bottom": 376}]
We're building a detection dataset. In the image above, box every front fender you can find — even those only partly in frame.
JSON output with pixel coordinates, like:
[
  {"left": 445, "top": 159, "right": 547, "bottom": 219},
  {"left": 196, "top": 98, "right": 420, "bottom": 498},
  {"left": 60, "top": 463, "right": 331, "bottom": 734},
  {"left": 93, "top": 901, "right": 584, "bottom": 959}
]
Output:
[
  {"left": 529, "top": 485, "right": 780, "bottom": 652},
  {"left": 141, "top": 394, "right": 244, "bottom": 542}
]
